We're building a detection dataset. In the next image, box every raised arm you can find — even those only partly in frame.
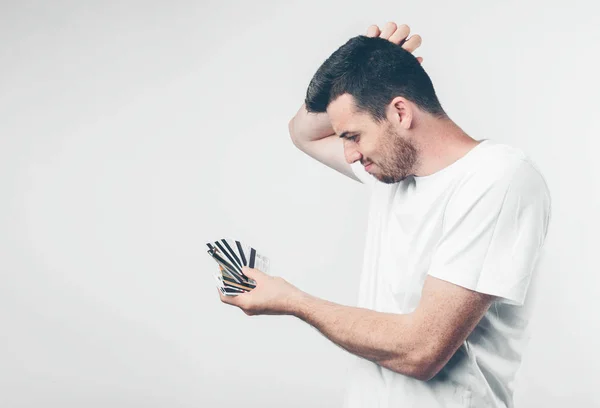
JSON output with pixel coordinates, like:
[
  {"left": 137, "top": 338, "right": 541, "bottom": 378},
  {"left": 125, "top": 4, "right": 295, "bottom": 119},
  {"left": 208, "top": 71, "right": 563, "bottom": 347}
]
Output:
[{"left": 289, "top": 23, "right": 423, "bottom": 183}]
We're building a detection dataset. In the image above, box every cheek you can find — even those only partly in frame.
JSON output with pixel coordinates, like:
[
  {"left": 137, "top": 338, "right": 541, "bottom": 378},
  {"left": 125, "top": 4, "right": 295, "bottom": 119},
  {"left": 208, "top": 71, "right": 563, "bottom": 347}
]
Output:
[
  {"left": 363, "top": 139, "right": 380, "bottom": 156},
  {"left": 371, "top": 140, "right": 387, "bottom": 158}
]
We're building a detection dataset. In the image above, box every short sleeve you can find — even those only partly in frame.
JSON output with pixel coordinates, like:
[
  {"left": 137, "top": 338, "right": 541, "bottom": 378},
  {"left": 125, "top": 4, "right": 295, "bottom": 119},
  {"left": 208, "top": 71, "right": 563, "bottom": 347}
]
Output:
[
  {"left": 427, "top": 160, "right": 552, "bottom": 306},
  {"left": 350, "top": 161, "right": 377, "bottom": 187}
]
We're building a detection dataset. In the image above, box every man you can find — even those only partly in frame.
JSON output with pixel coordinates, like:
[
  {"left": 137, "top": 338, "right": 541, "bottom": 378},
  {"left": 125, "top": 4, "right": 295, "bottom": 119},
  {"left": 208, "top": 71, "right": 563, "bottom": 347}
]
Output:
[{"left": 218, "top": 22, "right": 551, "bottom": 407}]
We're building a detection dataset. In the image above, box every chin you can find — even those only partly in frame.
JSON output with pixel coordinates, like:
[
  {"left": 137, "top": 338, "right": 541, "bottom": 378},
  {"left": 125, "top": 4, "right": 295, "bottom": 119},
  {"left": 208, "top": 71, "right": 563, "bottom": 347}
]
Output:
[
  {"left": 377, "top": 172, "right": 406, "bottom": 184},
  {"left": 377, "top": 175, "right": 397, "bottom": 184}
]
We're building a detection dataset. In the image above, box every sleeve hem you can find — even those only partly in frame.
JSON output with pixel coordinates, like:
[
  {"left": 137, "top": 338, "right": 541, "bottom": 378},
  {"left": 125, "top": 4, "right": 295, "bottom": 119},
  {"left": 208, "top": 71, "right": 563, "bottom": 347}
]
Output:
[{"left": 427, "top": 271, "right": 525, "bottom": 306}]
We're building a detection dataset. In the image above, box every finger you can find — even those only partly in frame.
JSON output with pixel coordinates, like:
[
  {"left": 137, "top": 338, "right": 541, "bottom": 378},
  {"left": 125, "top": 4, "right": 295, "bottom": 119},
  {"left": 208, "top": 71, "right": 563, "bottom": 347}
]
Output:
[
  {"left": 242, "top": 266, "right": 264, "bottom": 279},
  {"left": 402, "top": 35, "right": 422, "bottom": 53},
  {"left": 219, "top": 290, "right": 238, "bottom": 305},
  {"left": 242, "top": 266, "right": 254, "bottom": 278},
  {"left": 366, "top": 24, "right": 380, "bottom": 37},
  {"left": 416, "top": 56, "right": 424, "bottom": 64},
  {"left": 379, "top": 22, "right": 397, "bottom": 40},
  {"left": 388, "top": 24, "right": 411, "bottom": 45}
]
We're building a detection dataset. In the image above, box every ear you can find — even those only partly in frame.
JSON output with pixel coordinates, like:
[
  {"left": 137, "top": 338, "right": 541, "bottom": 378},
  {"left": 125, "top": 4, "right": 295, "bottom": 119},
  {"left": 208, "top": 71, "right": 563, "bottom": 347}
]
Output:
[{"left": 387, "top": 96, "right": 413, "bottom": 130}]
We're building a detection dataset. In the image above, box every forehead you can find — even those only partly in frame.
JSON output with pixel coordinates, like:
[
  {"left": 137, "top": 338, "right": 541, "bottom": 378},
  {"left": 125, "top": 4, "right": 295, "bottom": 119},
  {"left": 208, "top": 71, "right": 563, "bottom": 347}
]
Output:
[{"left": 326, "top": 93, "right": 372, "bottom": 133}]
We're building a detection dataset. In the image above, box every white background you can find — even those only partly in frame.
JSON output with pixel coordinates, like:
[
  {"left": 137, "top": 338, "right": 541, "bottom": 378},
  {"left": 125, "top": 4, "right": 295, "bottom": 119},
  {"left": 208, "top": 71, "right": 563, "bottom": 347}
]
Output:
[{"left": 1, "top": 1, "right": 599, "bottom": 407}]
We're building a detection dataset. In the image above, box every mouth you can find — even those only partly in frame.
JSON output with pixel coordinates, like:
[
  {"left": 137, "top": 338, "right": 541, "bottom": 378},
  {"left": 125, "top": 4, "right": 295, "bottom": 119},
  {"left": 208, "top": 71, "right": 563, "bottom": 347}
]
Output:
[{"left": 364, "top": 163, "right": 373, "bottom": 172}]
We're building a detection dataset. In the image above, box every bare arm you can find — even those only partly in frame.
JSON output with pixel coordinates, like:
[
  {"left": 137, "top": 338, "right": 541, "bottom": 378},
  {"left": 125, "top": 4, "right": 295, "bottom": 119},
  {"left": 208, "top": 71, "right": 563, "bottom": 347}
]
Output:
[
  {"left": 289, "top": 275, "right": 495, "bottom": 381},
  {"left": 221, "top": 268, "right": 495, "bottom": 382},
  {"left": 289, "top": 105, "right": 359, "bottom": 182}
]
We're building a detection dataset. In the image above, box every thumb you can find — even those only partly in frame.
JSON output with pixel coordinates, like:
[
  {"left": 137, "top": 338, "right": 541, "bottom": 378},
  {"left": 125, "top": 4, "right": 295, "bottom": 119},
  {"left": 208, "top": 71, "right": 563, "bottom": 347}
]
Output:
[{"left": 242, "top": 266, "right": 261, "bottom": 278}]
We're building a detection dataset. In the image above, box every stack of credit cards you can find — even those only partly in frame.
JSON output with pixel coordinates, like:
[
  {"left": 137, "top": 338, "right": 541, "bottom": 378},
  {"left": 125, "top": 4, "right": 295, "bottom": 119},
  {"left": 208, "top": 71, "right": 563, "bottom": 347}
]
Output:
[{"left": 206, "top": 238, "right": 270, "bottom": 296}]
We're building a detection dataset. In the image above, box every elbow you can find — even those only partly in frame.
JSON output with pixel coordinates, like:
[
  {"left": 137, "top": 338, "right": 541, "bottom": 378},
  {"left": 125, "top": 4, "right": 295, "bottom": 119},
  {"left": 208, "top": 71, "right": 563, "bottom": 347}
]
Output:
[
  {"left": 412, "top": 351, "right": 446, "bottom": 382},
  {"left": 386, "top": 317, "right": 451, "bottom": 381},
  {"left": 288, "top": 117, "right": 296, "bottom": 138},
  {"left": 393, "top": 348, "right": 442, "bottom": 382},
  {"left": 406, "top": 360, "right": 436, "bottom": 382},
  {"left": 288, "top": 119, "right": 299, "bottom": 145},
  {"left": 288, "top": 119, "right": 304, "bottom": 149}
]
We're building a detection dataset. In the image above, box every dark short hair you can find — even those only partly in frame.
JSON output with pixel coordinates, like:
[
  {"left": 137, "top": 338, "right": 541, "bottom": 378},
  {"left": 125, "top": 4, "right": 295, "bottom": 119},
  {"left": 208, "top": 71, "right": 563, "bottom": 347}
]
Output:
[{"left": 305, "top": 35, "right": 446, "bottom": 122}]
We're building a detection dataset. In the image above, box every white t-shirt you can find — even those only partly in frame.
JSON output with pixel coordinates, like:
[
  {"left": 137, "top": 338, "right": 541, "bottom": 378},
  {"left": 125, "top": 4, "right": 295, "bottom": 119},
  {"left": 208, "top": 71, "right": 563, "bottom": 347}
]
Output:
[{"left": 344, "top": 139, "right": 551, "bottom": 408}]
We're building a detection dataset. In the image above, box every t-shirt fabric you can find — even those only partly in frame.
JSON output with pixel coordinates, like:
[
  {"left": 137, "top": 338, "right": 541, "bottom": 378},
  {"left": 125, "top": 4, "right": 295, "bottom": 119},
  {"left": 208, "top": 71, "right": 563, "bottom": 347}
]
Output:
[{"left": 344, "top": 139, "right": 552, "bottom": 408}]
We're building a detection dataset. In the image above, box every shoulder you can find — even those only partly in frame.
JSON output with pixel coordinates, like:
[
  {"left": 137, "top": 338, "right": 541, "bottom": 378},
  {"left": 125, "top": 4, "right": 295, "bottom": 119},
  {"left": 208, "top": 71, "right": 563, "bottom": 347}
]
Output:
[
  {"left": 456, "top": 142, "right": 549, "bottom": 197},
  {"left": 444, "top": 142, "right": 551, "bottom": 221}
]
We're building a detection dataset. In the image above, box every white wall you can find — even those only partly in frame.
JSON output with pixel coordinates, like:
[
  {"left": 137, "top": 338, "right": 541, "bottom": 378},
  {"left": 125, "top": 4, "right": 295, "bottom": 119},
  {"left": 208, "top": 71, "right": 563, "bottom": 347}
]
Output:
[{"left": 1, "top": 1, "right": 598, "bottom": 407}]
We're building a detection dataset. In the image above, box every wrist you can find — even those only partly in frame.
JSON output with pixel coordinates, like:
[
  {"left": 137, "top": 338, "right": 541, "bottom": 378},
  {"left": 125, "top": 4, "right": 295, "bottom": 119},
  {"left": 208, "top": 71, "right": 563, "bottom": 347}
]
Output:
[{"left": 284, "top": 288, "right": 314, "bottom": 317}]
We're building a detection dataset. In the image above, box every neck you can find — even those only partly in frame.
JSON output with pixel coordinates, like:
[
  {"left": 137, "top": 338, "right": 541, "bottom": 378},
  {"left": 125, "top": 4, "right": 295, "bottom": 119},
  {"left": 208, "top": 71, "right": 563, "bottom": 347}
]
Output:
[{"left": 411, "top": 117, "right": 480, "bottom": 177}]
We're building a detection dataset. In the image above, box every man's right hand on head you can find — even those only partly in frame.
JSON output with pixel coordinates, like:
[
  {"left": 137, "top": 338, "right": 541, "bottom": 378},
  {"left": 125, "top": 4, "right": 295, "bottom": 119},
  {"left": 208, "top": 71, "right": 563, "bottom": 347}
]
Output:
[{"left": 366, "top": 22, "right": 424, "bottom": 64}]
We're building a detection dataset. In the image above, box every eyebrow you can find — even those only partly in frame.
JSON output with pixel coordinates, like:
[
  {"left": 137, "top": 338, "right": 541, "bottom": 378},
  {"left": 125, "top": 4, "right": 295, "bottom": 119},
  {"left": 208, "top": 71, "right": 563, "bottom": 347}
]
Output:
[{"left": 338, "top": 131, "right": 360, "bottom": 139}]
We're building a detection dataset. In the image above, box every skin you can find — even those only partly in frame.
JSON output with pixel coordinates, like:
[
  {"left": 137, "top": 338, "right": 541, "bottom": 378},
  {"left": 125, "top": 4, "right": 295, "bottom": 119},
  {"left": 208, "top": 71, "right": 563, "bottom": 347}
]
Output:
[
  {"left": 340, "top": 22, "right": 481, "bottom": 184},
  {"left": 218, "top": 22, "right": 497, "bottom": 382},
  {"left": 329, "top": 92, "right": 483, "bottom": 184},
  {"left": 219, "top": 266, "right": 496, "bottom": 381}
]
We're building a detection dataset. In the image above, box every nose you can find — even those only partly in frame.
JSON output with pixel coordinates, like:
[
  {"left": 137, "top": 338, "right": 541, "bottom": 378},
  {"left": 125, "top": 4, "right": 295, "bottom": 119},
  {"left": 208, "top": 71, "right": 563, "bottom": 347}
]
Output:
[{"left": 343, "top": 141, "right": 363, "bottom": 165}]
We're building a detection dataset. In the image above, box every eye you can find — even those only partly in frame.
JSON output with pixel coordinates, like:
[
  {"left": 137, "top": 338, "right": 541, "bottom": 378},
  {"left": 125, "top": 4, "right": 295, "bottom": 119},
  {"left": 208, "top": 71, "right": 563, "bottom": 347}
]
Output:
[{"left": 347, "top": 135, "right": 358, "bottom": 142}]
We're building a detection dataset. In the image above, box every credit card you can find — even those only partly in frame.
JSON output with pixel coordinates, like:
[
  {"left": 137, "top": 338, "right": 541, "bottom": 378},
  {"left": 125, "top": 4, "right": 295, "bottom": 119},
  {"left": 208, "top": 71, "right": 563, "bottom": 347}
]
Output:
[{"left": 206, "top": 238, "right": 269, "bottom": 296}]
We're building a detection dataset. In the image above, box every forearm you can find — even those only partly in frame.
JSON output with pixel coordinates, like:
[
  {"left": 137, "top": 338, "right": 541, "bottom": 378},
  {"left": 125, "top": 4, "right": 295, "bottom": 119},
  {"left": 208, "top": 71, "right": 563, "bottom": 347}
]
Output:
[
  {"left": 287, "top": 291, "right": 427, "bottom": 379},
  {"left": 288, "top": 103, "right": 335, "bottom": 144}
]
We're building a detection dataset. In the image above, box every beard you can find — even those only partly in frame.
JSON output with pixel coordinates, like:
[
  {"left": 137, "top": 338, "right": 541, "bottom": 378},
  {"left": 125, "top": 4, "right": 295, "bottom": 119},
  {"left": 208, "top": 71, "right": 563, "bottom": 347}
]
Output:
[{"left": 372, "top": 125, "right": 419, "bottom": 184}]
